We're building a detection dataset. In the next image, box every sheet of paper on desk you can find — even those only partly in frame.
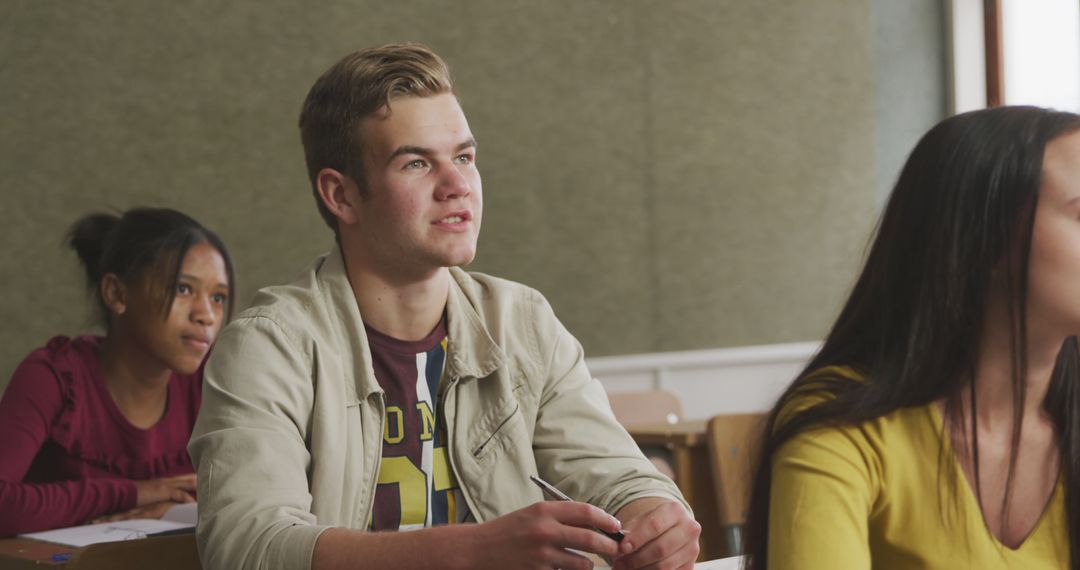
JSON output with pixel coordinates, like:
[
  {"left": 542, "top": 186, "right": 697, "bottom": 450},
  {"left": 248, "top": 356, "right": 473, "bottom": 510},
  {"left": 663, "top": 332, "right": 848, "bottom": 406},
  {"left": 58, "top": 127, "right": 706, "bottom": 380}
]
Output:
[
  {"left": 594, "top": 556, "right": 742, "bottom": 570},
  {"left": 693, "top": 556, "right": 743, "bottom": 569},
  {"left": 161, "top": 502, "right": 197, "bottom": 525},
  {"left": 18, "top": 519, "right": 193, "bottom": 547}
]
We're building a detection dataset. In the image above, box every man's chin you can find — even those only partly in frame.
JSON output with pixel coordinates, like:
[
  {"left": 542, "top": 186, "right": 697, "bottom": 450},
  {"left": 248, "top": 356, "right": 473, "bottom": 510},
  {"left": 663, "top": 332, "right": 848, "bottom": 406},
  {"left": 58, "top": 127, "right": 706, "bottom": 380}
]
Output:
[
  {"left": 446, "top": 257, "right": 476, "bottom": 268},
  {"left": 441, "top": 248, "right": 477, "bottom": 268}
]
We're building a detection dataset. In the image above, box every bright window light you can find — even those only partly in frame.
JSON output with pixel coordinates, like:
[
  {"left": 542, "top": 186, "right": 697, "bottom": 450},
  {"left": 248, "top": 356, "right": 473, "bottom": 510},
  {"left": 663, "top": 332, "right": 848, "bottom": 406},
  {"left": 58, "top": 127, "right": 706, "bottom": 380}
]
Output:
[{"left": 1001, "top": 0, "right": 1080, "bottom": 111}]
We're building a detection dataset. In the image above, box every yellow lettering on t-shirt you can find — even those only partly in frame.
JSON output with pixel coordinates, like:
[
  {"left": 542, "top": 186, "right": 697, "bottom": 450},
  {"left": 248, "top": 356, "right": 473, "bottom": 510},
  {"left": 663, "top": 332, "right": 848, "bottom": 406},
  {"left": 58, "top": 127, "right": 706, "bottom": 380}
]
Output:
[
  {"left": 384, "top": 406, "right": 405, "bottom": 444},
  {"left": 377, "top": 456, "right": 427, "bottom": 526},
  {"left": 417, "top": 401, "right": 436, "bottom": 441},
  {"left": 372, "top": 447, "right": 459, "bottom": 529}
]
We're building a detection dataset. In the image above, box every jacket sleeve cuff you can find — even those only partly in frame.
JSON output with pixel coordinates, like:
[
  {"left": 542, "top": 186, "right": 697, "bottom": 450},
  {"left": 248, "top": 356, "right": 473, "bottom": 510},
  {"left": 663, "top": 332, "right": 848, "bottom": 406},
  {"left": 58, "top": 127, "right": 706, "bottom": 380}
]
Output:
[{"left": 265, "top": 524, "right": 333, "bottom": 570}]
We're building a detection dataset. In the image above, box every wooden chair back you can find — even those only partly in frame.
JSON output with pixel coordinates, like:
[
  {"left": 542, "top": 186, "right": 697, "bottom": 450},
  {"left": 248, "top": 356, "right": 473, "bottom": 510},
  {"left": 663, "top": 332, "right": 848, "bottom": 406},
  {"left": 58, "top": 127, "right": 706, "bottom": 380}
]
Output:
[
  {"left": 706, "top": 412, "right": 767, "bottom": 555},
  {"left": 606, "top": 388, "right": 683, "bottom": 427},
  {"left": 605, "top": 388, "right": 683, "bottom": 479}
]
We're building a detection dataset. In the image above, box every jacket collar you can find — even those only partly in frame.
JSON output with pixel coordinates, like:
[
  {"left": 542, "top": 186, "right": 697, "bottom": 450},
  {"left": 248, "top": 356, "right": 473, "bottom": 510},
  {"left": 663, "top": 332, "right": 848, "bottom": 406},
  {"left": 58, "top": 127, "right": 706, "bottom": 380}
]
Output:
[
  {"left": 316, "top": 245, "right": 380, "bottom": 402},
  {"left": 445, "top": 267, "right": 505, "bottom": 382},
  {"left": 316, "top": 245, "right": 505, "bottom": 401}
]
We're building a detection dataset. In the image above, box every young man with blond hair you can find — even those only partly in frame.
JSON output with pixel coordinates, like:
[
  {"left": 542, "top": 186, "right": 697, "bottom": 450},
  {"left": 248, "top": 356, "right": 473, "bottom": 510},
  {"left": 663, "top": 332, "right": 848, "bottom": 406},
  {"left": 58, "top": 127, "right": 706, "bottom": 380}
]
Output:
[{"left": 189, "top": 43, "right": 700, "bottom": 570}]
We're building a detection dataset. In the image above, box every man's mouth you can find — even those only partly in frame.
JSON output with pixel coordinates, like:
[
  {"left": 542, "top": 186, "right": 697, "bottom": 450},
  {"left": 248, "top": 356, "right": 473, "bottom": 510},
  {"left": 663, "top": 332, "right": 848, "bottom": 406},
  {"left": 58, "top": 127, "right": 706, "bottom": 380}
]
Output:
[{"left": 435, "top": 211, "right": 472, "bottom": 226}]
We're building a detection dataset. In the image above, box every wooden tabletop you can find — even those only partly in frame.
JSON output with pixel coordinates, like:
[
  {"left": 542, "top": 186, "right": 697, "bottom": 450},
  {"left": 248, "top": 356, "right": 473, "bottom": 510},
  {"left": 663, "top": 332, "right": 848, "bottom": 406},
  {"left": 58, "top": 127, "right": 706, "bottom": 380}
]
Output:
[
  {"left": 626, "top": 420, "right": 708, "bottom": 446},
  {"left": 0, "top": 538, "right": 74, "bottom": 568},
  {"left": 0, "top": 534, "right": 199, "bottom": 570}
]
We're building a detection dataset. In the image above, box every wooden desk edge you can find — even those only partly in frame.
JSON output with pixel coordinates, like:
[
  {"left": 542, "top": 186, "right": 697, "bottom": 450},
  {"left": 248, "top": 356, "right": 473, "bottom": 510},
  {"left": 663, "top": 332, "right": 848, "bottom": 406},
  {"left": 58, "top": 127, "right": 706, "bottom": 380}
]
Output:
[{"left": 627, "top": 420, "right": 708, "bottom": 446}]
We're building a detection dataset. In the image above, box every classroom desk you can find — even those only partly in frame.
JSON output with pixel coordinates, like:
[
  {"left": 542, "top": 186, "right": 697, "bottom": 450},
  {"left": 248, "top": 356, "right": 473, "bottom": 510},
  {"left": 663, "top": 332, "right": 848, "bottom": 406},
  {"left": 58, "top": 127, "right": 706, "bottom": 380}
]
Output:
[
  {"left": 1, "top": 435, "right": 721, "bottom": 569},
  {"left": 0, "top": 538, "right": 72, "bottom": 569},
  {"left": 628, "top": 420, "right": 726, "bottom": 561},
  {"left": 2, "top": 519, "right": 726, "bottom": 569},
  {"left": 0, "top": 534, "right": 199, "bottom": 570}
]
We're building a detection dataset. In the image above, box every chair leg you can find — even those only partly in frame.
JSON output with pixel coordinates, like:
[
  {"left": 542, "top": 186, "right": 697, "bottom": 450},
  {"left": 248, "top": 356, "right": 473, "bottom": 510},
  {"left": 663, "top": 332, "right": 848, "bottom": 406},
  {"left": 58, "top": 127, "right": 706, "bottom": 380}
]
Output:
[{"left": 724, "top": 524, "right": 743, "bottom": 556}]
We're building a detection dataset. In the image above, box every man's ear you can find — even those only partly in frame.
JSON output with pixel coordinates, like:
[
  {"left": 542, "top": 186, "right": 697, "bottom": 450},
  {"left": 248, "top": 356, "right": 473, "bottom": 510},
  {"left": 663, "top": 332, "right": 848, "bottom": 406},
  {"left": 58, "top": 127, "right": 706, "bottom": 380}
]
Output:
[
  {"left": 316, "top": 168, "right": 362, "bottom": 226},
  {"left": 100, "top": 274, "right": 128, "bottom": 317}
]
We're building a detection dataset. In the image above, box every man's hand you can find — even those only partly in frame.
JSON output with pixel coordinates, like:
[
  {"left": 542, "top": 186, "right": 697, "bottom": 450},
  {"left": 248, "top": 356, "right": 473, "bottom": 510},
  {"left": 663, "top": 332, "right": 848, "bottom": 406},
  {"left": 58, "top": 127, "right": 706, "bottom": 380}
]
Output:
[
  {"left": 470, "top": 500, "right": 626, "bottom": 570},
  {"left": 90, "top": 501, "right": 183, "bottom": 523},
  {"left": 315, "top": 500, "right": 629, "bottom": 570},
  {"left": 612, "top": 498, "right": 701, "bottom": 570},
  {"left": 133, "top": 474, "right": 197, "bottom": 506}
]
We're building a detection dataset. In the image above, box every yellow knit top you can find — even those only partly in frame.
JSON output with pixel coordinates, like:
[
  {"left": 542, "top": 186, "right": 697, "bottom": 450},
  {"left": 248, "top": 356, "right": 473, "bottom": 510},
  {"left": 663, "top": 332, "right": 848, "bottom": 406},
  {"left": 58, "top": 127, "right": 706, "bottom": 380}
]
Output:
[{"left": 767, "top": 370, "right": 1068, "bottom": 569}]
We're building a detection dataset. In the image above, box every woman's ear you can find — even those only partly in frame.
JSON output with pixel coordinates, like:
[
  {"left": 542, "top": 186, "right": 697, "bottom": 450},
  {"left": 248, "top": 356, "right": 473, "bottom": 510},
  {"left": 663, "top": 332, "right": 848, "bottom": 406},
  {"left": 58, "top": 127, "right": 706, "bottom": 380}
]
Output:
[
  {"left": 100, "top": 273, "right": 128, "bottom": 317},
  {"left": 315, "top": 168, "right": 362, "bottom": 226}
]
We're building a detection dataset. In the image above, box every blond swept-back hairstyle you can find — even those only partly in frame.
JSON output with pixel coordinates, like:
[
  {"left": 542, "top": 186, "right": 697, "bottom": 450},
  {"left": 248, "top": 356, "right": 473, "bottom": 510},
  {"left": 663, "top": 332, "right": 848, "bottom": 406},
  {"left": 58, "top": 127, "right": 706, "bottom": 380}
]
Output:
[{"left": 298, "top": 43, "right": 456, "bottom": 229}]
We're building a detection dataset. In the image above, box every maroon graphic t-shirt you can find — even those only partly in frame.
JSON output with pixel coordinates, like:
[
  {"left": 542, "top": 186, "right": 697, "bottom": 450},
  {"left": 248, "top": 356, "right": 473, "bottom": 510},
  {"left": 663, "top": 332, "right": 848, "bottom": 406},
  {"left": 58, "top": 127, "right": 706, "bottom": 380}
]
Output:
[{"left": 366, "top": 316, "right": 469, "bottom": 530}]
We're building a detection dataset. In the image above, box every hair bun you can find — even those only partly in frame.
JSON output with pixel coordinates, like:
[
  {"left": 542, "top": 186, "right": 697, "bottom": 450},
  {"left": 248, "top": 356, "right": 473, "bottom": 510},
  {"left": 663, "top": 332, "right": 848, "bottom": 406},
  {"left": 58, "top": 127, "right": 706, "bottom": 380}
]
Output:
[{"left": 67, "top": 212, "right": 119, "bottom": 286}]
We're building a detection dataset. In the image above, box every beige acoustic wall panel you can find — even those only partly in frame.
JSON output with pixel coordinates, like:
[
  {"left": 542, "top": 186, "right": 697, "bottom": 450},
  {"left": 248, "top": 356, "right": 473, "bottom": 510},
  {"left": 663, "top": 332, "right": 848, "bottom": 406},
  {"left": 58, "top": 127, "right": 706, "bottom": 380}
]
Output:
[
  {"left": 3, "top": 3, "right": 342, "bottom": 390},
  {"left": 452, "top": 2, "right": 657, "bottom": 356},
  {"left": 1, "top": 1, "right": 878, "bottom": 389},
  {"left": 643, "top": 1, "right": 879, "bottom": 350}
]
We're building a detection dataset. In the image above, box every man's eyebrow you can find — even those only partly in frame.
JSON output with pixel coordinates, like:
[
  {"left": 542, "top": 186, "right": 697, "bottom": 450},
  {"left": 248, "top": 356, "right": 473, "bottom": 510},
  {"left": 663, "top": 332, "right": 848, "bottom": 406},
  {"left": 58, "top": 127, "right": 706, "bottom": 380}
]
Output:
[
  {"left": 387, "top": 145, "right": 435, "bottom": 164},
  {"left": 386, "top": 138, "right": 477, "bottom": 165}
]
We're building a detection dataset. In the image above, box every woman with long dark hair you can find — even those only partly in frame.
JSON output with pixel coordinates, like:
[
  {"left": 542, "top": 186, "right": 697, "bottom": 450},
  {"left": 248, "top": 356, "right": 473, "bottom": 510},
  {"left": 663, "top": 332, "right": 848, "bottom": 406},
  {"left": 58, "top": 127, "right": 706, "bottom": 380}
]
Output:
[
  {"left": 0, "top": 208, "right": 235, "bottom": 535},
  {"left": 743, "top": 106, "right": 1079, "bottom": 568}
]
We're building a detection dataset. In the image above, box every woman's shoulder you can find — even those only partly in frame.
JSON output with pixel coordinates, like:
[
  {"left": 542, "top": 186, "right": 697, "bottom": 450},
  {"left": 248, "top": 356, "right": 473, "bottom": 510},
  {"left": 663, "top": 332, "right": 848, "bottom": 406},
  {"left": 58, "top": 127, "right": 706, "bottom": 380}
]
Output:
[
  {"left": 24, "top": 334, "right": 100, "bottom": 365},
  {"left": 776, "top": 366, "right": 935, "bottom": 455},
  {"left": 3, "top": 335, "right": 105, "bottom": 441},
  {"left": 775, "top": 365, "right": 864, "bottom": 426},
  {"left": 9, "top": 335, "right": 100, "bottom": 387}
]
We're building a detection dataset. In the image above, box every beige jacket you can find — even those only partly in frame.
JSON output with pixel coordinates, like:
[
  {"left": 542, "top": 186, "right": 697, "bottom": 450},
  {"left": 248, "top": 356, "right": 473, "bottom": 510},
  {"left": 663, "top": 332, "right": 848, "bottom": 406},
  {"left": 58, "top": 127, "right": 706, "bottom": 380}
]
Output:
[{"left": 188, "top": 248, "right": 686, "bottom": 570}]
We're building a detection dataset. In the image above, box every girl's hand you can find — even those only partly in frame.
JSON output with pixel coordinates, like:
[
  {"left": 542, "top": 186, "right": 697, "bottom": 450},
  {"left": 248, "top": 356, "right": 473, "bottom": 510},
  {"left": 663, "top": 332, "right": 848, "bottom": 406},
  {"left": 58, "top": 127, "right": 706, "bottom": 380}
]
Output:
[
  {"left": 90, "top": 501, "right": 183, "bottom": 523},
  {"left": 133, "top": 474, "right": 197, "bottom": 506}
]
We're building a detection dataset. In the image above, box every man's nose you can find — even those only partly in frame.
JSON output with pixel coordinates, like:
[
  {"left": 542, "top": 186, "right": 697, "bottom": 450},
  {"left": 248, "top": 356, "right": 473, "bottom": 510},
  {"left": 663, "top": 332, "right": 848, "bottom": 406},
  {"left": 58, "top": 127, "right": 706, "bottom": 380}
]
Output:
[{"left": 435, "top": 164, "right": 472, "bottom": 200}]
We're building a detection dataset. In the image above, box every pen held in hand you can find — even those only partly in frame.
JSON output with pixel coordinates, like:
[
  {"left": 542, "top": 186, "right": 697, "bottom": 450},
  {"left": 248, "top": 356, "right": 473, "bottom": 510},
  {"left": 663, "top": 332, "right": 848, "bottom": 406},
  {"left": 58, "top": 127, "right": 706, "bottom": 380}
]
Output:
[{"left": 528, "top": 474, "right": 626, "bottom": 543}]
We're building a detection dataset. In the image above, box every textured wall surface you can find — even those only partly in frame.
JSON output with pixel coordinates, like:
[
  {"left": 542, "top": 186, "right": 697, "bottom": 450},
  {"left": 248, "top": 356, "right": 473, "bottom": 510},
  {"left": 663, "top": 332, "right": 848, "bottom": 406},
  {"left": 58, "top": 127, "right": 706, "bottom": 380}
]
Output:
[
  {"left": 872, "top": 0, "right": 948, "bottom": 203},
  {"left": 1, "top": 1, "right": 880, "bottom": 388}
]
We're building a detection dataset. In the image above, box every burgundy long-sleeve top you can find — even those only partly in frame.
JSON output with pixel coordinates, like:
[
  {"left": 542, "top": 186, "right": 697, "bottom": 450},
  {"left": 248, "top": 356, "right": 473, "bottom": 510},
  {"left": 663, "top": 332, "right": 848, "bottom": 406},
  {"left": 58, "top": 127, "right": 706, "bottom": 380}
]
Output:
[{"left": 0, "top": 335, "right": 201, "bottom": 536}]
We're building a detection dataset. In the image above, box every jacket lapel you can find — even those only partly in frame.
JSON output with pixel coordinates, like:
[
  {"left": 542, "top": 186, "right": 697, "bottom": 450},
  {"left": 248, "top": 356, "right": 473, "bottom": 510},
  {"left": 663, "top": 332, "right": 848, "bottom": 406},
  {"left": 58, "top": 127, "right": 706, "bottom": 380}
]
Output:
[
  {"left": 444, "top": 267, "right": 506, "bottom": 382},
  {"left": 315, "top": 245, "right": 383, "bottom": 403}
]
